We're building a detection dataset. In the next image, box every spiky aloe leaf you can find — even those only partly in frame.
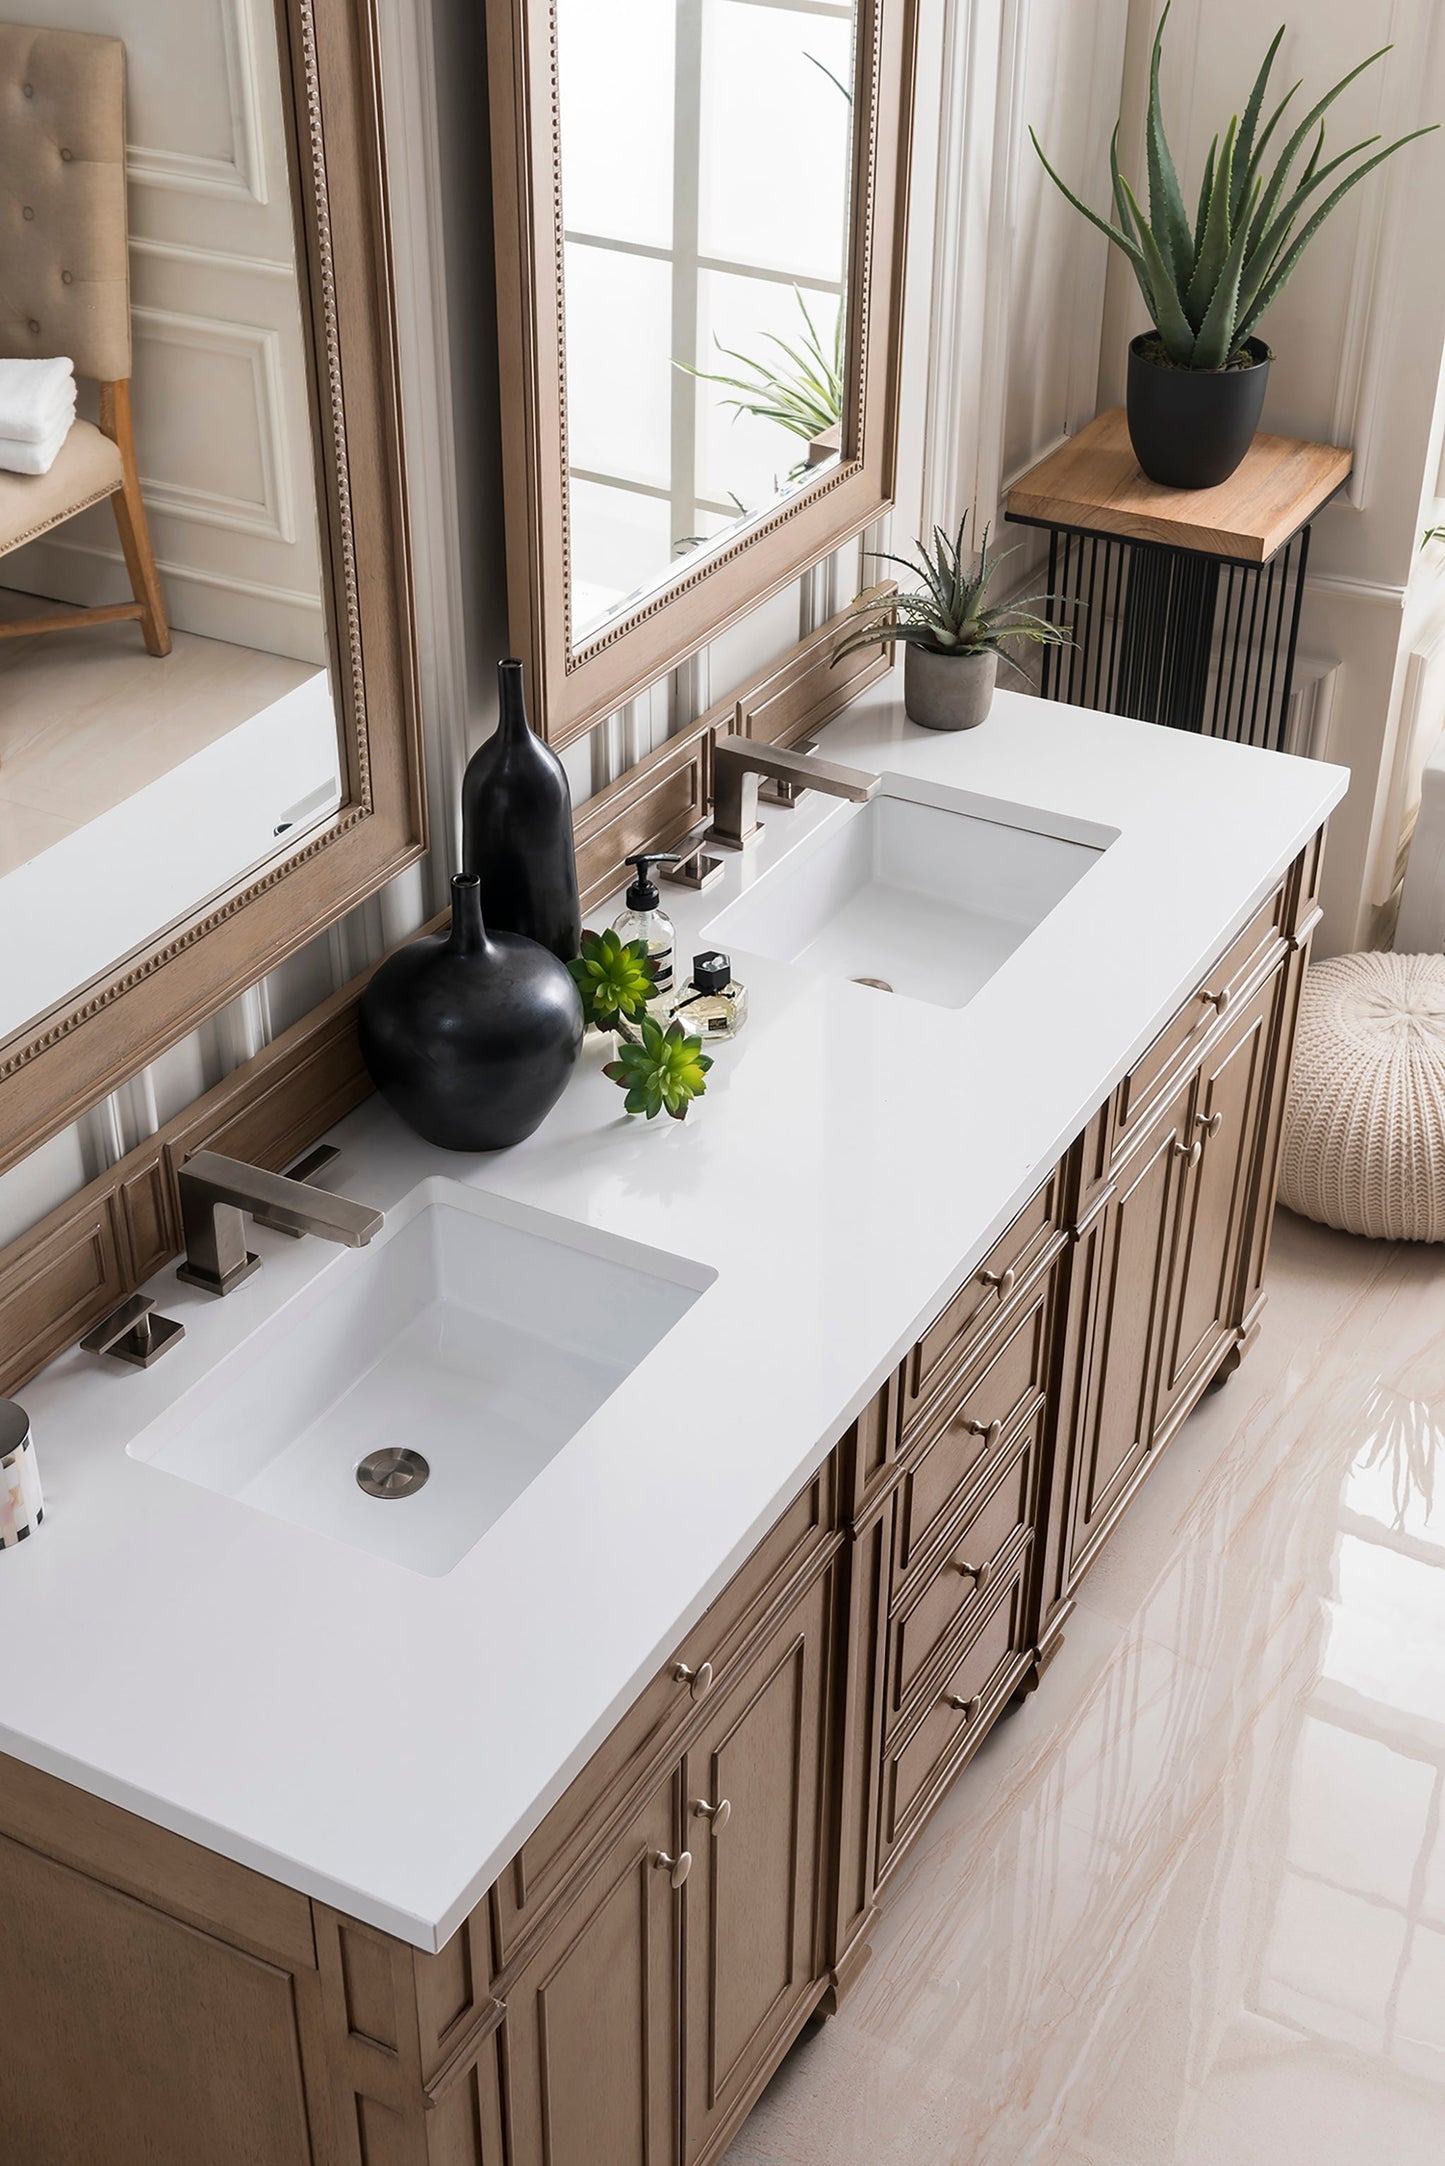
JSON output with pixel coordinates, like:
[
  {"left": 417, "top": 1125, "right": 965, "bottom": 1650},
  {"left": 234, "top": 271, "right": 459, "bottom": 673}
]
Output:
[
  {"left": 1183, "top": 115, "right": 1239, "bottom": 330},
  {"left": 1235, "top": 129, "right": 1379, "bottom": 327},
  {"left": 1118, "top": 175, "right": 1196, "bottom": 359},
  {"left": 1191, "top": 176, "right": 1260, "bottom": 367},
  {"left": 1238, "top": 126, "right": 1439, "bottom": 344},
  {"left": 1193, "top": 134, "right": 1218, "bottom": 252},
  {"left": 1231, "top": 26, "right": 1287, "bottom": 219},
  {"left": 1029, "top": 129, "right": 1154, "bottom": 298},
  {"left": 1144, "top": 3, "right": 1194, "bottom": 286},
  {"left": 1247, "top": 45, "right": 1394, "bottom": 263}
]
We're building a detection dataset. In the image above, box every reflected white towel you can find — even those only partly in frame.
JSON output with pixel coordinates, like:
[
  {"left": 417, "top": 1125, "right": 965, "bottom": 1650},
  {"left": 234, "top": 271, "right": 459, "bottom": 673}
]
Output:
[
  {"left": 0, "top": 417, "right": 73, "bottom": 476},
  {"left": 0, "top": 356, "right": 76, "bottom": 442}
]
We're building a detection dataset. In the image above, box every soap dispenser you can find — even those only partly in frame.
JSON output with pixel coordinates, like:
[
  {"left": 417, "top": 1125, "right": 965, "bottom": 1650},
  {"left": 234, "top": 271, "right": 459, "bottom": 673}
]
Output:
[{"left": 612, "top": 854, "right": 680, "bottom": 1018}]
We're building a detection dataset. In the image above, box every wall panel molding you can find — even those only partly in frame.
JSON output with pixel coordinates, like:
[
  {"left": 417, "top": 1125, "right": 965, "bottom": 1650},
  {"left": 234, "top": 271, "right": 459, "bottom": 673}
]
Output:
[
  {"left": 129, "top": 306, "right": 294, "bottom": 542},
  {"left": 127, "top": 0, "right": 269, "bottom": 204}
]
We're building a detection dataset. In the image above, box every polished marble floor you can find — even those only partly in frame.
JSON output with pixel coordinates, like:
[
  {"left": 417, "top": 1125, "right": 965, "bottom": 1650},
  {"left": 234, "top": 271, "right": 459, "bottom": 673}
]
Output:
[{"left": 723, "top": 1208, "right": 1445, "bottom": 2166}]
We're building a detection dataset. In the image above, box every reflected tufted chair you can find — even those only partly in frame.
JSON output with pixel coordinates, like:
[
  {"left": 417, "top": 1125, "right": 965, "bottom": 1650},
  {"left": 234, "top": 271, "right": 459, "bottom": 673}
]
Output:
[{"left": 0, "top": 21, "right": 168, "bottom": 655}]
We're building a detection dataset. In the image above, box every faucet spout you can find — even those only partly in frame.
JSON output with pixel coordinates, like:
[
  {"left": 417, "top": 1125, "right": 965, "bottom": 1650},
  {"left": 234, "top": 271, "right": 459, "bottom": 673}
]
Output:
[
  {"left": 177, "top": 1149, "right": 384, "bottom": 1296},
  {"left": 707, "top": 732, "right": 879, "bottom": 849}
]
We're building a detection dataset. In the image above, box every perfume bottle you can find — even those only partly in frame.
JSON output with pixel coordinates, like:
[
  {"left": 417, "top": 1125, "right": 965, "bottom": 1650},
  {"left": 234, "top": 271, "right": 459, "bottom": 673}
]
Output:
[
  {"left": 612, "top": 854, "right": 681, "bottom": 1020},
  {"left": 673, "top": 951, "right": 747, "bottom": 1040}
]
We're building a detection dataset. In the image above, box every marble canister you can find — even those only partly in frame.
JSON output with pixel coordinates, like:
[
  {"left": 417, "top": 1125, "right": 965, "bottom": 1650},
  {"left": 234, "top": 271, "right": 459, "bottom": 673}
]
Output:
[{"left": 0, "top": 1398, "right": 42, "bottom": 1549}]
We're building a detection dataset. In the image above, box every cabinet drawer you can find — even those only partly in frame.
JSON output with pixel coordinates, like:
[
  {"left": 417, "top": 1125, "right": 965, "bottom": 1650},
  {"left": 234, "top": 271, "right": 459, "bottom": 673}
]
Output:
[
  {"left": 886, "top": 1419, "right": 1038, "bottom": 1726},
  {"left": 902, "top": 1164, "right": 1063, "bottom": 1424},
  {"left": 1114, "top": 885, "right": 1285, "bottom": 1156},
  {"left": 894, "top": 1278, "right": 1051, "bottom": 1587},
  {"left": 879, "top": 1556, "right": 1032, "bottom": 1875},
  {"left": 492, "top": 1460, "right": 836, "bottom": 1974}
]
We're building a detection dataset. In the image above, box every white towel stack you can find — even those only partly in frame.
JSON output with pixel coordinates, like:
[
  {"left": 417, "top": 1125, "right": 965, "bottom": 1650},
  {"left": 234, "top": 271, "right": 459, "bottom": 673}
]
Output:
[{"left": 0, "top": 357, "right": 78, "bottom": 477}]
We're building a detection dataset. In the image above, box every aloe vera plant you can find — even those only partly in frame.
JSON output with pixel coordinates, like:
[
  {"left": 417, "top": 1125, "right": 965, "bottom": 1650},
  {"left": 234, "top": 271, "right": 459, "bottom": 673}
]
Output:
[
  {"left": 831, "top": 514, "right": 1071, "bottom": 675},
  {"left": 680, "top": 289, "right": 843, "bottom": 450},
  {"left": 1032, "top": 6, "right": 1435, "bottom": 371}
]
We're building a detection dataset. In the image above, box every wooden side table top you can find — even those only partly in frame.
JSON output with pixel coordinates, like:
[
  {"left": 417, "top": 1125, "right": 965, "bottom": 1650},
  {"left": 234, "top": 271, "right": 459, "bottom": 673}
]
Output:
[{"left": 1006, "top": 408, "right": 1352, "bottom": 563}]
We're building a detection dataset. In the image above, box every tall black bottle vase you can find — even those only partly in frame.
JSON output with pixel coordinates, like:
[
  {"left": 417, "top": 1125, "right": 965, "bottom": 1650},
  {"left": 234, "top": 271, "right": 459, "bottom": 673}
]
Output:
[
  {"left": 358, "top": 874, "right": 583, "bottom": 1152},
  {"left": 462, "top": 658, "right": 582, "bottom": 962}
]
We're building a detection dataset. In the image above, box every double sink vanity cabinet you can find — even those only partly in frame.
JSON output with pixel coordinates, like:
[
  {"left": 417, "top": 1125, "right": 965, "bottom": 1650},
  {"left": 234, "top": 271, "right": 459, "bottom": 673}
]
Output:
[{"left": 0, "top": 820, "right": 1327, "bottom": 2166}]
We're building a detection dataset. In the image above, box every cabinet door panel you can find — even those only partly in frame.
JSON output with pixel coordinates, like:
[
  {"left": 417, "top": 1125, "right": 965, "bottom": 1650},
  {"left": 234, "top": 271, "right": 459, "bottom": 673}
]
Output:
[
  {"left": 0, "top": 1831, "right": 314, "bottom": 2166},
  {"left": 504, "top": 1777, "right": 679, "bottom": 2166},
  {"left": 1065, "top": 1078, "right": 1194, "bottom": 1587},
  {"left": 1160, "top": 970, "right": 1280, "bottom": 1420},
  {"left": 682, "top": 1570, "right": 831, "bottom": 2163}
]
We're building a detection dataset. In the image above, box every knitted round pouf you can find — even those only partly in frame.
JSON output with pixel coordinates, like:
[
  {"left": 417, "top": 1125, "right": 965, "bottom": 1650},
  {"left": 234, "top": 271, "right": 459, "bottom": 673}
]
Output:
[{"left": 1280, "top": 951, "right": 1445, "bottom": 1241}]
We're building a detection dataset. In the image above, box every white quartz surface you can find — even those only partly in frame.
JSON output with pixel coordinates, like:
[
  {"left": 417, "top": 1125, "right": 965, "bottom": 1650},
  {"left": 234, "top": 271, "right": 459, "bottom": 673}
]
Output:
[{"left": 0, "top": 682, "right": 1347, "bottom": 1950}]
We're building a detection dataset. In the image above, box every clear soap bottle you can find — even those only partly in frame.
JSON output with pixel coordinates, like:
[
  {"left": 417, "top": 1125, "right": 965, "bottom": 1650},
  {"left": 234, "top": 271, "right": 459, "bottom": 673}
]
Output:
[
  {"left": 612, "top": 854, "right": 681, "bottom": 1020},
  {"left": 673, "top": 951, "right": 748, "bottom": 1041}
]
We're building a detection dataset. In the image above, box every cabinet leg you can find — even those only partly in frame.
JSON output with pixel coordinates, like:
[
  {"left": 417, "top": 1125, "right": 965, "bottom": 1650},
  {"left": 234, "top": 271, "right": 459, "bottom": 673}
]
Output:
[
  {"left": 1205, "top": 1318, "right": 1259, "bottom": 1394},
  {"left": 816, "top": 1931, "right": 874, "bottom": 2019}
]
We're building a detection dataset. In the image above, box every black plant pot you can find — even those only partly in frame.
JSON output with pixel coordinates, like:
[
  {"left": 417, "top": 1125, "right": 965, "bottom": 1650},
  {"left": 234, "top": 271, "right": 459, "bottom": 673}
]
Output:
[
  {"left": 462, "top": 658, "right": 582, "bottom": 962},
  {"left": 1126, "top": 333, "right": 1271, "bottom": 490},
  {"left": 359, "top": 875, "right": 583, "bottom": 1152}
]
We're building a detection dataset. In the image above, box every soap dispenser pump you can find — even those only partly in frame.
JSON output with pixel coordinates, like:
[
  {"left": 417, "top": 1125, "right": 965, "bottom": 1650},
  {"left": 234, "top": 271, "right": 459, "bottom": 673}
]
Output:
[{"left": 612, "top": 853, "right": 681, "bottom": 1017}]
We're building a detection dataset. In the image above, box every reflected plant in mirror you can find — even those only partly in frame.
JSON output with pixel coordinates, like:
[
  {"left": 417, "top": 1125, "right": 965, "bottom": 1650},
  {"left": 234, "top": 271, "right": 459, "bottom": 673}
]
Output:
[{"left": 556, "top": 0, "right": 860, "bottom": 646}]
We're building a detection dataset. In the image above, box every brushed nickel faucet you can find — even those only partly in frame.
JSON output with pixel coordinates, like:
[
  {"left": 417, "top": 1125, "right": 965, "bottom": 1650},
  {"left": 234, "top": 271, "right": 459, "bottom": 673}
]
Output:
[
  {"left": 177, "top": 1149, "right": 383, "bottom": 1296},
  {"left": 707, "top": 731, "right": 879, "bottom": 849}
]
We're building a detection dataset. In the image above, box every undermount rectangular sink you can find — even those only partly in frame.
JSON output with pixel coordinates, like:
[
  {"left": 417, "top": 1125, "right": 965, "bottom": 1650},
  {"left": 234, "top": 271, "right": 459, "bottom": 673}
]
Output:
[
  {"left": 705, "top": 783, "right": 1114, "bottom": 1010},
  {"left": 128, "top": 1180, "right": 714, "bottom": 1576}
]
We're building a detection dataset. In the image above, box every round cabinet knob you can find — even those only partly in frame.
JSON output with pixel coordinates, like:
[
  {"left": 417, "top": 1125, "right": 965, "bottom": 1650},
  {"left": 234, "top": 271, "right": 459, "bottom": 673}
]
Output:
[
  {"left": 1201, "top": 986, "right": 1230, "bottom": 1017},
  {"left": 656, "top": 1848, "right": 693, "bottom": 1890},
  {"left": 955, "top": 1557, "right": 993, "bottom": 1592},
  {"left": 1198, "top": 1109, "right": 1223, "bottom": 1138},
  {"left": 1174, "top": 1137, "right": 1203, "bottom": 1167},
  {"left": 945, "top": 1692, "right": 983, "bottom": 1721},
  {"left": 963, "top": 1415, "right": 1003, "bottom": 1449},
  {"left": 673, "top": 1659, "right": 714, "bottom": 1703},
  {"left": 693, "top": 1795, "right": 732, "bottom": 1834},
  {"left": 979, "top": 1265, "right": 1016, "bottom": 1299}
]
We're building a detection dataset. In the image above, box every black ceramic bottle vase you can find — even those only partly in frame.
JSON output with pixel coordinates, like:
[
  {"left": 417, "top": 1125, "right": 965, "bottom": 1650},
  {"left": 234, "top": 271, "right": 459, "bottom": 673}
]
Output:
[
  {"left": 358, "top": 874, "right": 582, "bottom": 1152},
  {"left": 461, "top": 658, "right": 582, "bottom": 962}
]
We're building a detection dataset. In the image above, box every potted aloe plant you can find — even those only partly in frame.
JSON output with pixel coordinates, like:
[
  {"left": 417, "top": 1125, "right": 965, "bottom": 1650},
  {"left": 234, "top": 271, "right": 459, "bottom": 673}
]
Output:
[
  {"left": 832, "top": 515, "right": 1070, "bottom": 731},
  {"left": 1032, "top": 7, "right": 1435, "bottom": 489}
]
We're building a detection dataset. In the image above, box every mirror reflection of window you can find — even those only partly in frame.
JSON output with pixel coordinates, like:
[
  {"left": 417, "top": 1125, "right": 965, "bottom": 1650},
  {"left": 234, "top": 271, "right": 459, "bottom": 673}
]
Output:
[
  {"left": 0, "top": 2, "right": 344, "bottom": 1049},
  {"left": 557, "top": 0, "right": 858, "bottom": 648}
]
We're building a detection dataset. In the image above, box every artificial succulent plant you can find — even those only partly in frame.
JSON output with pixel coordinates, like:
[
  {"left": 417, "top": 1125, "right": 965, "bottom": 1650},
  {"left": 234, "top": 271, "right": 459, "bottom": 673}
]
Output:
[{"left": 603, "top": 1014, "right": 714, "bottom": 1122}]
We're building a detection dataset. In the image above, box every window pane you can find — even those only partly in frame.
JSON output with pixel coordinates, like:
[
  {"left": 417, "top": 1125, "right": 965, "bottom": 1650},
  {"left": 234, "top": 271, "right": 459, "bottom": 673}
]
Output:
[
  {"left": 557, "top": 0, "right": 675, "bottom": 249},
  {"left": 693, "top": 269, "right": 841, "bottom": 510},
  {"left": 565, "top": 243, "right": 673, "bottom": 489},
  {"left": 569, "top": 479, "right": 674, "bottom": 642}
]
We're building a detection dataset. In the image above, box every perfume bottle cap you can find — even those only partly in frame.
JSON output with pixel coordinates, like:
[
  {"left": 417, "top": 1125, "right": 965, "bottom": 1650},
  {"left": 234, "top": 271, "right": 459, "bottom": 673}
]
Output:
[
  {"left": 624, "top": 853, "right": 680, "bottom": 911},
  {"left": 691, "top": 951, "right": 731, "bottom": 994}
]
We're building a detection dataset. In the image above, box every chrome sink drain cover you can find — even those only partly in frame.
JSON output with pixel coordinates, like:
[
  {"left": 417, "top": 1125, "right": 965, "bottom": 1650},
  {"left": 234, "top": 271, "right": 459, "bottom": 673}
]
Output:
[{"left": 356, "top": 1447, "right": 430, "bottom": 1499}]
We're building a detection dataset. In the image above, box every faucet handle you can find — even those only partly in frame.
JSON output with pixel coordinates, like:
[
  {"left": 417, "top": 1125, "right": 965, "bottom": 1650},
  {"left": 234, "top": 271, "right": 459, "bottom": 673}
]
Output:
[
  {"left": 80, "top": 1294, "right": 185, "bottom": 1369},
  {"left": 252, "top": 1144, "right": 341, "bottom": 1237}
]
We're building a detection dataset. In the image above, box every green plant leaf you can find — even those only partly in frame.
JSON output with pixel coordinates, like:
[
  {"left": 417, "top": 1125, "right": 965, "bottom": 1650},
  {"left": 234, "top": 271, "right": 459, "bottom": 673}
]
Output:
[
  {"left": 1145, "top": 2, "right": 1195, "bottom": 288},
  {"left": 1118, "top": 175, "right": 1195, "bottom": 359},
  {"left": 1235, "top": 129, "right": 1378, "bottom": 325},
  {"left": 1029, "top": 128, "right": 1153, "bottom": 307},
  {"left": 1231, "top": 25, "right": 1287, "bottom": 219},
  {"left": 1247, "top": 44, "right": 1394, "bottom": 263},
  {"left": 1238, "top": 126, "right": 1438, "bottom": 343},
  {"left": 1183, "top": 114, "right": 1238, "bottom": 330},
  {"left": 568, "top": 928, "right": 658, "bottom": 1031},
  {"left": 1191, "top": 174, "right": 1259, "bottom": 367},
  {"left": 1193, "top": 134, "right": 1218, "bottom": 254}
]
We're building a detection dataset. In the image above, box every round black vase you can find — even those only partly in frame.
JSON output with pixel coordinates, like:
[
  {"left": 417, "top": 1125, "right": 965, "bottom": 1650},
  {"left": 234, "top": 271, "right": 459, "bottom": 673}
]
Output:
[
  {"left": 461, "top": 658, "right": 582, "bottom": 962},
  {"left": 359, "top": 875, "right": 583, "bottom": 1152},
  {"left": 1126, "top": 333, "right": 1271, "bottom": 490}
]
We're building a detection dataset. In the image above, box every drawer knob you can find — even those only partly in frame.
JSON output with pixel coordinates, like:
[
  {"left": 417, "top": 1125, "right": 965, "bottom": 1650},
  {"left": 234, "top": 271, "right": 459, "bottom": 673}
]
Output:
[
  {"left": 955, "top": 1558, "right": 993, "bottom": 1592},
  {"left": 1200, "top": 986, "right": 1230, "bottom": 1017},
  {"left": 673, "top": 1660, "right": 714, "bottom": 1702},
  {"left": 1197, "top": 1109, "right": 1223, "bottom": 1138},
  {"left": 979, "top": 1265, "right": 1016, "bottom": 1299},
  {"left": 1174, "top": 1137, "right": 1203, "bottom": 1167},
  {"left": 963, "top": 1416, "right": 1003, "bottom": 1449},
  {"left": 693, "top": 1795, "right": 732, "bottom": 1834},
  {"left": 945, "top": 1692, "right": 983, "bottom": 1720},
  {"left": 656, "top": 1848, "right": 693, "bottom": 1890}
]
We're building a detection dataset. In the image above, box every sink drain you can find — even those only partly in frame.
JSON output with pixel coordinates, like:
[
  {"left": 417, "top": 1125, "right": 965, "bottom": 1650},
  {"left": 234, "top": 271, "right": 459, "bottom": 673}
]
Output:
[
  {"left": 852, "top": 976, "right": 894, "bottom": 993},
  {"left": 356, "top": 1447, "right": 430, "bottom": 1499}
]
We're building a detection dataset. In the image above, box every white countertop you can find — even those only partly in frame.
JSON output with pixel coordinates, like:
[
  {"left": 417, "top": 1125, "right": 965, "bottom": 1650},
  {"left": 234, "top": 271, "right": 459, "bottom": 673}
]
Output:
[{"left": 0, "top": 681, "right": 1347, "bottom": 1951}]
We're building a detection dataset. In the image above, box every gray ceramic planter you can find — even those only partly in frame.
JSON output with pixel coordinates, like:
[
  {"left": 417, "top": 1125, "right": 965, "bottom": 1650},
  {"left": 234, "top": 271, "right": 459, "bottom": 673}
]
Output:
[{"left": 903, "top": 645, "right": 998, "bottom": 731}]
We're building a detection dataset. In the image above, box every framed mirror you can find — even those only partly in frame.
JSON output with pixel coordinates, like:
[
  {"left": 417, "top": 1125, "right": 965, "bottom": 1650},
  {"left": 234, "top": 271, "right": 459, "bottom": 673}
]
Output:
[
  {"left": 0, "top": 0, "right": 424, "bottom": 1178},
  {"left": 487, "top": 0, "right": 916, "bottom": 746}
]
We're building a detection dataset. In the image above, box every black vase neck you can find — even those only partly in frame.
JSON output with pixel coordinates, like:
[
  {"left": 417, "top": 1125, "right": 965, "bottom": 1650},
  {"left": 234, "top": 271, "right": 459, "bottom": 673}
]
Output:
[
  {"left": 497, "top": 659, "right": 534, "bottom": 743},
  {"left": 447, "top": 874, "right": 491, "bottom": 956}
]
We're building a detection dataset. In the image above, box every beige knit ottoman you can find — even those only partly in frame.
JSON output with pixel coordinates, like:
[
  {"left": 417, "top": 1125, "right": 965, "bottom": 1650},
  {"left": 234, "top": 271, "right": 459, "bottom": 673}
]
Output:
[{"left": 1279, "top": 951, "right": 1445, "bottom": 1241}]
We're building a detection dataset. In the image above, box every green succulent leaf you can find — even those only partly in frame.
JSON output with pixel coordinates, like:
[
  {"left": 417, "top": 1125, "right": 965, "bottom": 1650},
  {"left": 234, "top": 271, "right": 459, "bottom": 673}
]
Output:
[
  {"left": 831, "top": 511, "right": 1077, "bottom": 666},
  {"left": 602, "top": 1015, "right": 713, "bottom": 1122},
  {"left": 568, "top": 927, "right": 658, "bottom": 1031}
]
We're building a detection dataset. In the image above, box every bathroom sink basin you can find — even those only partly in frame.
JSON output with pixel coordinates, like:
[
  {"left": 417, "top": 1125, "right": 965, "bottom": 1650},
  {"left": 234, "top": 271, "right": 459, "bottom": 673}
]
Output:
[
  {"left": 128, "top": 1178, "right": 714, "bottom": 1575},
  {"left": 705, "top": 782, "right": 1113, "bottom": 1010}
]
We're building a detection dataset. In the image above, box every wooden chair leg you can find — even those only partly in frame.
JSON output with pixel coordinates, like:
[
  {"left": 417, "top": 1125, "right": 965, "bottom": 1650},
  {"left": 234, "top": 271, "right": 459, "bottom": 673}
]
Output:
[{"left": 99, "top": 380, "right": 170, "bottom": 658}]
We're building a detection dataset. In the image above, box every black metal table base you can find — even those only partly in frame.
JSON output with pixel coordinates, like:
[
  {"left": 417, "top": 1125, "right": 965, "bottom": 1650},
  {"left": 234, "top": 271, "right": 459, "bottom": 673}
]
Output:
[{"left": 1023, "top": 521, "right": 1311, "bottom": 752}]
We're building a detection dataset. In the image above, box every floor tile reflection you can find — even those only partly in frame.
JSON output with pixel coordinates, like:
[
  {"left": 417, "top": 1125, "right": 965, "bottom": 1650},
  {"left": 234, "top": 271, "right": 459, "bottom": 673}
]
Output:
[{"left": 723, "top": 1210, "right": 1445, "bottom": 2166}]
